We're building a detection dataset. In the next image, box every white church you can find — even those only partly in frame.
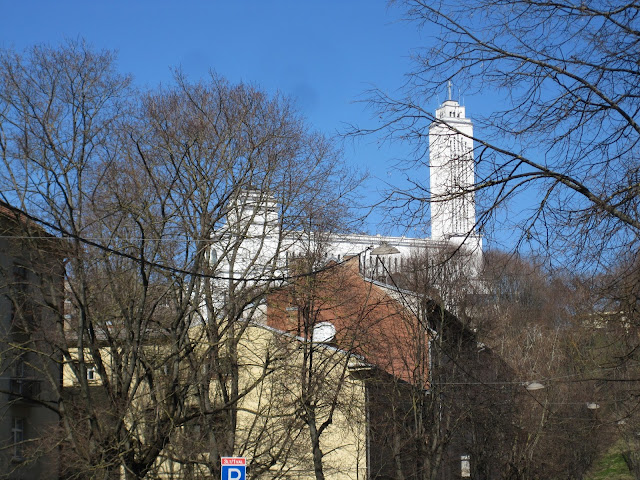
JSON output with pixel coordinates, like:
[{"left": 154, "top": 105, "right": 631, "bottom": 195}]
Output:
[{"left": 215, "top": 92, "right": 481, "bottom": 291}]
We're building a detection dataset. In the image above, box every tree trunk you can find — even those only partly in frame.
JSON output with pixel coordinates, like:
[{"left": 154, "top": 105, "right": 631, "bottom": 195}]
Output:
[
  {"left": 307, "top": 412, "right": 326, "bottom": 480},
  {"left": 622, "top": 451, "right": 640, "bottom": 480}
]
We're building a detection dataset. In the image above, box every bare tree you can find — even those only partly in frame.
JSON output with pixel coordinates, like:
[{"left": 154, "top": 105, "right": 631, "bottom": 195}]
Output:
[
  {"left": 354, "top": 0, "right": 640, "bottom": 269},
  {"left": 128, "top": 73, "right": 360, "bottom": 478},
  {"left": 366, "top": 246, "right": 609, "bottom": 479},
  {"left": 349, "top": 3, "right": 640, "bottom": 474},
  {"left": 0, "top": 41, "right": 360, "bottom": 479},
  {"left": 267, "top": 253, "right": 387, "bottom": 480},
  {"left": 377, "top": 248, "right": 520, "bottom": 480},
  {"left": 471, "top": 251, "right": 619, "bottom": 479}
]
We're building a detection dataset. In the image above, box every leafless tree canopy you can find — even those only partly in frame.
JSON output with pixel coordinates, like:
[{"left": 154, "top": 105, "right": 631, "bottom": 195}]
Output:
[
  {"left": 0, "top": 40, "right": 362, "bottom": 479},
  {"left": 350, "top": 5, "right": 640, "bottom": 470},
  {"left": 356, "top": 0, "right": 640, "bottom": 268}
]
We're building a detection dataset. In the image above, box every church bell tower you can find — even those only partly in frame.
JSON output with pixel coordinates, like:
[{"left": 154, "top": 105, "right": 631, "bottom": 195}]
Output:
[{"left": 429, "top": 84, "right": 478, "bottom": 248}]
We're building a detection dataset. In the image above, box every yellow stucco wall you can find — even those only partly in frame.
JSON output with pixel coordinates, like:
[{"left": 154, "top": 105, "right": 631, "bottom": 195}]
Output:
[{"left": 63, "top": 322, "right": 368, "bottom": 479}]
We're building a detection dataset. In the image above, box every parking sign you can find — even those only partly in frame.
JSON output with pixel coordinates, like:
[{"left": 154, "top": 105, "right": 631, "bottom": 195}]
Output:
[{"left": 221, "top": 457, "right": 246, "bottom": 480}]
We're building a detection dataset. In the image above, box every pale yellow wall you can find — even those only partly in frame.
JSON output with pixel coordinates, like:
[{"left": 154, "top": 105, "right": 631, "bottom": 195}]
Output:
[
  {"left": 62, "top": 348, "right": 103, "bottom": 387},
  {"left": 233, "top": 325, "right": 367, "bottom": 479},
  {"left": 63, "top": 323, "right": 368, "bottom": 480}
]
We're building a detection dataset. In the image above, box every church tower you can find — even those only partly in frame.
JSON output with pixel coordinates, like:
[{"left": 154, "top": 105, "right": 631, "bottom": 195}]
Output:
[{"left": 429, "top": 84, "right": 478, "bottom": 247}]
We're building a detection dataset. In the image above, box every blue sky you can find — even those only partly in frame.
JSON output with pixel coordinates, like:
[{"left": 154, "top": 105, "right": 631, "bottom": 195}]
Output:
[{"left": 1, "top": 1, "right": 492, "bottom": 239}]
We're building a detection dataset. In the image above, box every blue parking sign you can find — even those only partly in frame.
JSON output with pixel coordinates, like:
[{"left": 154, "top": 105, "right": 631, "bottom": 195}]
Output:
[{"left": 221, "top": 457, "right": 246, "bottom": 480}]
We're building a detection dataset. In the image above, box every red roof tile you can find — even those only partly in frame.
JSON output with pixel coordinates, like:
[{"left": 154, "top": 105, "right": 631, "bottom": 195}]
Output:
[{"left": 267, "top": 257, "right": 429, "bottom": 386}]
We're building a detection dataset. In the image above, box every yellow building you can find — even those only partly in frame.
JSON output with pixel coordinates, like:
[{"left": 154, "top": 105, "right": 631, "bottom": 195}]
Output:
[
  {"left": 59, "top": 254, "right": 440, "bottom": 480},
  {"left": 63, "top": 320, "right": 369, "bottom": 480}
]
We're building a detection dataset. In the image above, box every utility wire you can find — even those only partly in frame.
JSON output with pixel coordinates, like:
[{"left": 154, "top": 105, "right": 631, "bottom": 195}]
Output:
[{"left": 0, "top": 202, "right": 370, "bottom": 283}]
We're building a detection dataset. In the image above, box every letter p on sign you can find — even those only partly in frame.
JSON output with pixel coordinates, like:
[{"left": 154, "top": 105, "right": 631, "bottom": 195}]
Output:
[{"left": 221, "top": 457, "right": 246, "bottom": 480}]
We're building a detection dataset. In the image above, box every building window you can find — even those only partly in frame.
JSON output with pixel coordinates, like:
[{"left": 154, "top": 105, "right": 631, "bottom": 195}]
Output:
[
  {"left": 12, "top": 418, "right": 24, "bottom": 460},
  {"left": 15, "top": 356, "right": 25, "bottom": 378},
  {"left": 87, "top": 364, "right": 97, "bottom": 381},
  {"left": 461, "top": 454, "right": 471, "bottom": 478},
  {"left": 11, "top": 264, "right": 33, "bottom": 326}
]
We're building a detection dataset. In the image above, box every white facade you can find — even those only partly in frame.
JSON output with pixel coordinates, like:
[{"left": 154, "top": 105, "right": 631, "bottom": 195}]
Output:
[
  {"left": 323, "top": 95, "right": 481, "bottom": 276},
  {"left": 429, "top": 97, "right": 478, "bottom": 246},
  {"left": 215, "top": 96, "right": 482, "bottom": 290}
]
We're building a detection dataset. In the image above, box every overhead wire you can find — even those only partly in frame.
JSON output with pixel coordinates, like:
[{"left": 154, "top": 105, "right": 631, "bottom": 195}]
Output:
[{"left": 0, "top": 202, "right": 371, "bottom": 283}]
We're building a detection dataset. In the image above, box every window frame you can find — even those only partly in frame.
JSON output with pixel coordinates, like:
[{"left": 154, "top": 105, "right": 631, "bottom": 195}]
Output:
[{"left": 12, "top": 417, "right": 25, "bottom": 461}]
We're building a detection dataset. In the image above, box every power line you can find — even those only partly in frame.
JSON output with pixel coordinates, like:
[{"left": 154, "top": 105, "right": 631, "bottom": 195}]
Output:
[{"left": 0, "top": 203, "right": 370, "bottom": 283}]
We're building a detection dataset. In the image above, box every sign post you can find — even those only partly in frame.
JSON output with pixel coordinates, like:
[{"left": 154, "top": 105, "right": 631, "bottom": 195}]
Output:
[{"left": 221, "top": 457, "right": 246, "bottom": 480}]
